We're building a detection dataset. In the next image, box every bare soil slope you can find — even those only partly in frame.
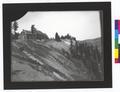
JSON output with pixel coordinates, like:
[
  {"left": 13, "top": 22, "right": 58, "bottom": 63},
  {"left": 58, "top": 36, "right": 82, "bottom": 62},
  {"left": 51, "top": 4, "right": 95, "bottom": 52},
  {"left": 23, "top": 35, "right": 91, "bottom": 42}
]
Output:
[{"left": 11, "top": 39, "right": 102, "bottom": 81}]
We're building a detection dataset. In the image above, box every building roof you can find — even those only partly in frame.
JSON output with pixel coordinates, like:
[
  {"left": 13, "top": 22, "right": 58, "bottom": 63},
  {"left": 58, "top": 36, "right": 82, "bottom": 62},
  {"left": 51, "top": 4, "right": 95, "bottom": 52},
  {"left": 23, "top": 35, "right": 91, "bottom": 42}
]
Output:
[{"left": 21, "top": 30, "right": 32, "bottom": 34}]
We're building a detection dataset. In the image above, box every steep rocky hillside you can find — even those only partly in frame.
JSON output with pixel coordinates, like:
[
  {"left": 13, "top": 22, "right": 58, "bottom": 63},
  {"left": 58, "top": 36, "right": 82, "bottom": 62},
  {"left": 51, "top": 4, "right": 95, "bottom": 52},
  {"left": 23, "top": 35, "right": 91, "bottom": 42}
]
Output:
[
  {"left": 79, "top": 37, "right": 102, "bottom": 52},
  {"left": 11, "top": 38, "right": 103, "bottom": 81}
]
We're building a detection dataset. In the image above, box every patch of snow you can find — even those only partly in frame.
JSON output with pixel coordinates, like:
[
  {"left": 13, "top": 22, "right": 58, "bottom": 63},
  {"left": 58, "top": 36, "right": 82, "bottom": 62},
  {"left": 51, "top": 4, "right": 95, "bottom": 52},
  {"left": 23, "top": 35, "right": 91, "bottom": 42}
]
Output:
[
  {"left": 53, "top": 72, "right": 66, "bottom": 81},
  {"left": 63, "top": 40, "right": 70, "bottom": 45}
]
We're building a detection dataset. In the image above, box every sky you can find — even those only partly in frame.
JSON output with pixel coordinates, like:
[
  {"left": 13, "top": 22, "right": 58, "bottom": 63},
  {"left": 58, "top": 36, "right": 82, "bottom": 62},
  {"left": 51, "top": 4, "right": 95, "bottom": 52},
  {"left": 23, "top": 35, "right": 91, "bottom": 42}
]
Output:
[{"left": 13, "top": 11, "right": 101, "bottom": 41}]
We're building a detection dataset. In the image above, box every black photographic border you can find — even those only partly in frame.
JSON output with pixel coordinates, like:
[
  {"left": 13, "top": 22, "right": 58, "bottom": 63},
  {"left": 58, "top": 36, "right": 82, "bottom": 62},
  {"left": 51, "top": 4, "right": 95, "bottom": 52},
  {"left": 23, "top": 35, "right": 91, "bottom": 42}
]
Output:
[{"left": 3, "top": 2, "right": 112, "bottom": 89}]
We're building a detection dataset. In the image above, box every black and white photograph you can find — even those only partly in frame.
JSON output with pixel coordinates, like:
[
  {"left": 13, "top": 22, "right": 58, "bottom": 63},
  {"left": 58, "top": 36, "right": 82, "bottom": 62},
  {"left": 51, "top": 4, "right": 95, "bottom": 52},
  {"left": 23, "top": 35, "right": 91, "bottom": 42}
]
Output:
[
  {"left": 3, "top": 2, "right": 112, "bottom": 89},
  {"left": 11, "top": 11, "right": 104, "bottom": 82}
]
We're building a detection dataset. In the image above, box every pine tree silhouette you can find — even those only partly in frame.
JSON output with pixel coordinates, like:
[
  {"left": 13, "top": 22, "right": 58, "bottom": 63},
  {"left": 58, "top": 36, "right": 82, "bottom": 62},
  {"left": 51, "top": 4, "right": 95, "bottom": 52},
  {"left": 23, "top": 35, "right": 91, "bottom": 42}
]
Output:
[{"left": 55, "top": 32, "right": 61, "bottom": 42}]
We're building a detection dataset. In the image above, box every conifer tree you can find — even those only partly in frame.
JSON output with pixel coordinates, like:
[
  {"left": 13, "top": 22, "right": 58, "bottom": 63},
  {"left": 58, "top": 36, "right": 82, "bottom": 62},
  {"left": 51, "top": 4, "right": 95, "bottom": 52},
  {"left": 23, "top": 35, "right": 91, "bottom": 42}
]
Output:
[
  {"left": 12, "top": 21, "right": 19, "bottom": 39},
  {"left": 55, "top": 32, "right": 61, "bottom": 42},
  {"left": 12, "top": 21, "right": 18, "bottom": 34}
]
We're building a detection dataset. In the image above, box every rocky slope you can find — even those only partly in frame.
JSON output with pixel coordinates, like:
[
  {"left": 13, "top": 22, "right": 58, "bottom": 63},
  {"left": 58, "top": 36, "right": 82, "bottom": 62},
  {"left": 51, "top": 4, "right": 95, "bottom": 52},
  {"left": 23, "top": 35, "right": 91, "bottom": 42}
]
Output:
[{"left": 11, "top": 38, "right": 103, "bottom": 81}]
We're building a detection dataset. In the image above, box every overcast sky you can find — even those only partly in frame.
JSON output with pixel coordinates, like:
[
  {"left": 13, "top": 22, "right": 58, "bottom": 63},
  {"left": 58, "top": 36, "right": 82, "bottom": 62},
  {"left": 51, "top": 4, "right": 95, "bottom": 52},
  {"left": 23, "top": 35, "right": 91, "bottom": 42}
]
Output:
[{"left": 14, "top": 11, "right": 101, "bottom": 40}]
